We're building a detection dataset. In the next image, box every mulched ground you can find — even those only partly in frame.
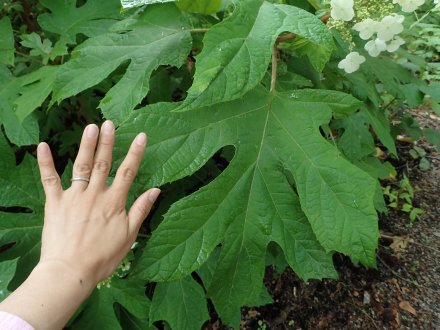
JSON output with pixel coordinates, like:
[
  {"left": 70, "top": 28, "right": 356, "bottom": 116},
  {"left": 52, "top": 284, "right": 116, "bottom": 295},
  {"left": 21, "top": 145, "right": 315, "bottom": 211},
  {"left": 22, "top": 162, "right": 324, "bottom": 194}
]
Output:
[{"left": 208, "top": 108, "right": 440, "bottom": 330}]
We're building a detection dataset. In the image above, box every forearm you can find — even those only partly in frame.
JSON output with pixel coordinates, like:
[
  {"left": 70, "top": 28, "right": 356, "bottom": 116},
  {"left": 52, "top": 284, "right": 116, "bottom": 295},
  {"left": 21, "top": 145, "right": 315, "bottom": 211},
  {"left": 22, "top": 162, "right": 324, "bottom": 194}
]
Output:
[{"left": 0, "top": 261, "right": 95, "bottom": 330}]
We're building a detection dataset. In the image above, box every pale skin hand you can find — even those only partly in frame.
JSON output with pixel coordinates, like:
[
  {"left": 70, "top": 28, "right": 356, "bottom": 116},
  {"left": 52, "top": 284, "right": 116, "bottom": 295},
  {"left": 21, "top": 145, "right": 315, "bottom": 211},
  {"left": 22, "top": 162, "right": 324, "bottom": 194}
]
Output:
[{"left": 0, "top": 121, "right": 160, "bottom": 330}]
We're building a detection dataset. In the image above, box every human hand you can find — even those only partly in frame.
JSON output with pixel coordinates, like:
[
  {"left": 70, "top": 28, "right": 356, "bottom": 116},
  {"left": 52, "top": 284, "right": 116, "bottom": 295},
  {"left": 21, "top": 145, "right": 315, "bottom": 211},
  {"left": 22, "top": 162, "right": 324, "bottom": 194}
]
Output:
[{"left": 36, "top": 120, "right": 160, "bottom": 286}]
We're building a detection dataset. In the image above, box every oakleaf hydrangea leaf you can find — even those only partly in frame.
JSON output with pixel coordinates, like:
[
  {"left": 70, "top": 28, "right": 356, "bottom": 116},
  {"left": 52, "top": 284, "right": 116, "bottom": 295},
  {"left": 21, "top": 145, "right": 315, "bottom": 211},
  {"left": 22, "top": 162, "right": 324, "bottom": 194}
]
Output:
[
  {"left": 38, "top": 0, "right": 121, "bottom": 45},
  {"left": 115, "top": 86, "right": 378, "bottom": 325},
  {"left": 178, "top": 0, "right": 334, "bottom": 111},
  {"left": 150, "top": 277, "right": 209, "bottom": 330},
  {"left": 73, "top": 278, "right": 151, "bottom": 330},
  {"left": 52, "top": 4, "right": 192, "bottom": 125}
]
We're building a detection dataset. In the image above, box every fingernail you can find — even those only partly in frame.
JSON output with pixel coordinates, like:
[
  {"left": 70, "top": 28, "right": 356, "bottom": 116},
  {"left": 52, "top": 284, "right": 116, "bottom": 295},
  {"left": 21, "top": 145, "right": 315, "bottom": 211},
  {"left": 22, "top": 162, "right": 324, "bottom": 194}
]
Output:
[
  {"left": 135, "top": 132, "right": 147, "bottom": 146},
  {"left": 87, "top": 124, "right": 99, "bottom": 138},
  {"left": 147, "top": 188, "right": 160, "bottom": 203},
  {"left": 37, "top": 142, "right": 49, "bottom": 155},
  {"left": 102, "top": 120, "right": 114, "bottom": 135}
]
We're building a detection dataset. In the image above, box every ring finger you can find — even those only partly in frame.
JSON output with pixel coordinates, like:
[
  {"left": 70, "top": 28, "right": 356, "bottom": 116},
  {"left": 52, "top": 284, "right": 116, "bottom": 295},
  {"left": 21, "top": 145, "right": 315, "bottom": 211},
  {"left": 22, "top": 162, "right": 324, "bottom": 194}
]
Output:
[{"left": 71, "top": 124, "right": 99, "bottom": 190}]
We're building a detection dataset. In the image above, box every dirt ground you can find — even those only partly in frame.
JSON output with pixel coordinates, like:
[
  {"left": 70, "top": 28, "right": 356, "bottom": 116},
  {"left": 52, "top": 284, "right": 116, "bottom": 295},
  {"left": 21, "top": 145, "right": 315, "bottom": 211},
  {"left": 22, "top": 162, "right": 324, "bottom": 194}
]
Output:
[{"left": 208, "top": 108, "right": 440, "bottom": 330}]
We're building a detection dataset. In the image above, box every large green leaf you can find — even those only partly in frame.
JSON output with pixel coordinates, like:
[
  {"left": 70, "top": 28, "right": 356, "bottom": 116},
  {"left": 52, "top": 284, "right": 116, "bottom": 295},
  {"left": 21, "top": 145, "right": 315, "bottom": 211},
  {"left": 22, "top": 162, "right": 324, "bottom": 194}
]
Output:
[
  {"left": 115, "top": 86, "right": 378, "bottom": 325},
  {"left": 52, "top": 4, "right": 192, "bottom": 125},
  {"left": 149, "top": 277, "right": 209, "bottom": 330},
  {"left": 38, "top": 0, "right": 121, "bottom": 45},
  {"left": 178, "top": 0, "right": 334, "bottom": 111},
  {"left": 0, "top": 17, "right": 14, "bottom": 65},
  {"left": 73, "top": 278, "right": 151, "bottom": 330}
]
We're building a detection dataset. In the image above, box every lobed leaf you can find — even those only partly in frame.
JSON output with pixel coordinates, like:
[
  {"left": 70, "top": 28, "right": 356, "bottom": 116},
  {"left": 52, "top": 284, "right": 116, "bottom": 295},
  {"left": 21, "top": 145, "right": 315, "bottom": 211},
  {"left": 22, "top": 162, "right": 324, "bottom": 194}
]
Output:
[
  {"left": 52, "top": 4, "right": 192, "bottom": 125},
  {"left": 38, "top": 0, "right": 121, "bottom": 45},
  {"left": 116, "top": 86, "right": 377, "bottom": 325},
  {"left": 72, "top": 278, "right": 151, "bottom": 330},
  {"left": 178, "top": 0, "right": 334, "bottom": 111}
]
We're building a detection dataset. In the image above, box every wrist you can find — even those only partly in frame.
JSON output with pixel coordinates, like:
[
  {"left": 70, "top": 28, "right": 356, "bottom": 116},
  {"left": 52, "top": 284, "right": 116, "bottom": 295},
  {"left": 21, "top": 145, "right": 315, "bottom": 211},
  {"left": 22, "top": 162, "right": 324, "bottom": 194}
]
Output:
[
  {"left": 0, "top": 260, "right": 97, "bottom": 330},
  {"left": 33, "top": 260, "right": 96, "bottom": 295}
]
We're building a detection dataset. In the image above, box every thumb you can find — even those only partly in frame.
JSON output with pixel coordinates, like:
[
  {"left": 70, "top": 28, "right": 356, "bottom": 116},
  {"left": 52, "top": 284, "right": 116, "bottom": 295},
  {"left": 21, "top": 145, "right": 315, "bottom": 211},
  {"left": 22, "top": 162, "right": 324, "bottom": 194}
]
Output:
[{"left": 128, "top": 188, "right": 160, "bottom": 235}]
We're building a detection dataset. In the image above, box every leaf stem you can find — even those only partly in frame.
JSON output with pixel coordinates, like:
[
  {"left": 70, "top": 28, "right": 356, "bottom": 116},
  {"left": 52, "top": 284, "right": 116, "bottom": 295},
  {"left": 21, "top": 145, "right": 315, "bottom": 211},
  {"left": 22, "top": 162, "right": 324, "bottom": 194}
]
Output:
[
  {"left": 270, "top": 45, "right": 278, "bottom": 93},
  {"left": 276, "top": 33, "right": 296, "bottom": 43},
  {"left": 190, "top": 28, "right": 209, "bottom": 33},
  {"left": 14, "top": 50, "right": 43, "bottom": 64}
]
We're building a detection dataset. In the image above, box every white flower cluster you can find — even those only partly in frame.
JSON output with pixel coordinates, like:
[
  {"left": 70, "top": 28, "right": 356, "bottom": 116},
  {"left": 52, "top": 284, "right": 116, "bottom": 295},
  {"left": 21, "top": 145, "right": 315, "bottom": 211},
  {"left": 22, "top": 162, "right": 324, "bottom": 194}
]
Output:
[
  {"left": 393, "top": 0, "right": 425, "bottom": 12},
  {"left": 354, "top": 14, "right": 405, "bottom": 58},
  {"left": 330, "top": 0, "right": 355, "bottom": 21},
  {"left": 331, "top": 0, "right": 428, "bottom": 73},
  {"left": 338, "top": 51, "right": 365, "bottom": 73}
]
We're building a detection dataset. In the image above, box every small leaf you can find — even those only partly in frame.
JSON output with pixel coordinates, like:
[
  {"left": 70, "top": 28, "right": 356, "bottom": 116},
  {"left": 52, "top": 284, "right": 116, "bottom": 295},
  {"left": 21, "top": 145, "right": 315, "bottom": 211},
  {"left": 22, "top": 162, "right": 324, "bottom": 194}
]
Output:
[
  {"left": 424, "top": 128, "right": 440, "bottom": 149},
  {"left": 409, "top": 149, "right": 419, "bottom": 159},
  {"left": 419, "top": 157, "right": 430, "bottom": 171},
  {"left": 401, "top": 203, "right": 412, "bottom": 213}
]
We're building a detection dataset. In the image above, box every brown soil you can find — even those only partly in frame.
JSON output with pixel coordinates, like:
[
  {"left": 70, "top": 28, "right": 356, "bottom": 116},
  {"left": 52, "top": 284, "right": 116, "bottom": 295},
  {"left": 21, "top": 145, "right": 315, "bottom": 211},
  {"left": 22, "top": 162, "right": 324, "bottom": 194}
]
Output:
[{"left": 215, "top": 108, "right": 440, "bottom": 330}]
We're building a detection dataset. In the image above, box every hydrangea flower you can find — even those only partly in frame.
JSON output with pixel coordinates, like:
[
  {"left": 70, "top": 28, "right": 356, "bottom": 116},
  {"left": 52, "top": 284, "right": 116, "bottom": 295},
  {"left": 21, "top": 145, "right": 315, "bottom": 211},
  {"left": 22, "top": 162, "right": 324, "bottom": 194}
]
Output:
[
  {"left": 386, "top": 37, "right": 405, "bottom": 52},
  {"left": 353, "top": 18, "right": 380, "bottom": 40},
  {"left": 365, "top": 39, "right": 387, "bottom": 57},
  {"left": 393, "top": 0, "right": 426, "bottom": 12},
  {"left": 376, "top": 14, "right": 404, "bottom": 41},
  {"left": 330, "top": 0, "right": 355, "bottom": 21},
  {"left": 338, "top": 52, "right": 366, "bottom": 73}
]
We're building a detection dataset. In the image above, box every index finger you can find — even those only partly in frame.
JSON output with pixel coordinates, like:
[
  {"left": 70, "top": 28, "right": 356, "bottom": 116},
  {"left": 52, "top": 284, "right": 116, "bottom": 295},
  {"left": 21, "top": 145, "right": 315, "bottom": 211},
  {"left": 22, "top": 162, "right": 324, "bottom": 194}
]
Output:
[{"left": 110, "top": 133, "right": 147, "bottom": 199}]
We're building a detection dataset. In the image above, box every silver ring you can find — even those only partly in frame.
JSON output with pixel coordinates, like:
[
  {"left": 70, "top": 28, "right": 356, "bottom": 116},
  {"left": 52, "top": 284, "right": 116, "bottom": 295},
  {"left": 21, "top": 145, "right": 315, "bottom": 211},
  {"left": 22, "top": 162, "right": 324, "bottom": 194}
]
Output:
[{"left": 71, "top": 176, "right": 90, "bottom": 183}]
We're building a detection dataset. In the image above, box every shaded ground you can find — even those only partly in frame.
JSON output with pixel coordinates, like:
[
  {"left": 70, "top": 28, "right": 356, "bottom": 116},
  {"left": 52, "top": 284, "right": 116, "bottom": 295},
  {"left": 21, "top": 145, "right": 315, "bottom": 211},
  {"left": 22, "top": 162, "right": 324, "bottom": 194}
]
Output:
[{"left": 208, "top": 108, "right": 440, "bottom": 330}]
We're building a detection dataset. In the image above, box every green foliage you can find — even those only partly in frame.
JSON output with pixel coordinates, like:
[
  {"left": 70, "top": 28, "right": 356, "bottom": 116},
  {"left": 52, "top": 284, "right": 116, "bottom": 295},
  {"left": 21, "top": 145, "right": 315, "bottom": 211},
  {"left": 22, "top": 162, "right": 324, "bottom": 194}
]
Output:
[
  {"left": 0, "top": 17, "right": 14, "bottom": 65},
  {"left": 383, "top": 176, "right": 423, "bottom": 223},
  {"left": 0, "top": 0, "right": 438, "bottom": 329},
  {"left": 409, "top": 145, "right": 430, "bottom": 171}
]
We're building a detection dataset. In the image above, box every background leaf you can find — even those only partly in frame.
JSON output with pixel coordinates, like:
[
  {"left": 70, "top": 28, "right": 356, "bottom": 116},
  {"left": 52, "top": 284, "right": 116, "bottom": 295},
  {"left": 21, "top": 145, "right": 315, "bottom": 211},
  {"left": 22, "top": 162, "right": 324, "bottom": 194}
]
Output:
[
  {"left": 52, "top": 4, "right": 192, "bottom": 125},
  {"left": 178, "top": 0, "right": 334, "bottom": 111},
  {"left": 0, "top": 17, "right": 14, "bottom": 66}
]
